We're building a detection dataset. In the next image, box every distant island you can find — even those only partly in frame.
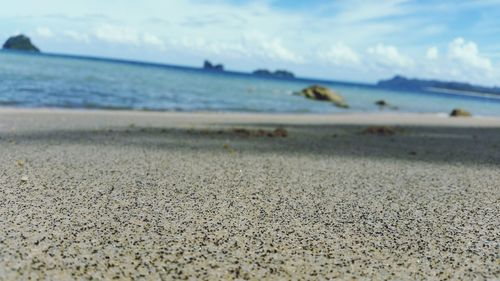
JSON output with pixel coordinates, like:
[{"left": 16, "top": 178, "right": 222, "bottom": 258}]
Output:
[
  {"left": 2, "top": 34, "right": 40, "bottom": 52},
  {"left": 202, "top": 60, "right": 296, "bottom": 79},
  {"left": 203, "top": 60, "right": 224, "bottom": 71},
  {"left": 378, "top": 75, "right": 500, "bottom": 96},
  {"left": 252, "top": 69, "right": 295, "bottom": 79}
]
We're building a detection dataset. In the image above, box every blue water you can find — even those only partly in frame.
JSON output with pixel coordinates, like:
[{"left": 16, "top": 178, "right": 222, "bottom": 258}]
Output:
[{"left": 1, "top": 51, "right": 500, "bottom": 115}]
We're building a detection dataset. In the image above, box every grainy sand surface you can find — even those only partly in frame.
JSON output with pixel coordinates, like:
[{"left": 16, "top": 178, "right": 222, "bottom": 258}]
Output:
[{"left": 0, "top": 109, "right": 499, "bottom": 280}]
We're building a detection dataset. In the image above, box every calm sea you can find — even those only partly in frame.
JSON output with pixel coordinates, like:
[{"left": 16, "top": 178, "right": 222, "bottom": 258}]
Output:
[{"left": 1, "top": 51, "right": 500, "bottom": 116}]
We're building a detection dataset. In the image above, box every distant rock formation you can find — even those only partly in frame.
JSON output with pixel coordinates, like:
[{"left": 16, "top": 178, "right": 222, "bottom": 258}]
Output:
[
  {"left": 2, "top": 35, "right": 40, "bottom": 52},
  {"left": 378, "top": 75, "right": 500, "bottom": 96},
  {"left": 298, "top": 85, "right": 349, "bottom": 108},
  {"left": 450, "top": 108, "right": 471, "bottom": 117},
  {"left": 252, "top": 69, "right": 295, "bottom": 79},
  {"left": 203, "top": 60, "right": 224, "bottom": 71},
  {"left": 375, "top": 99, "right": 398, "bottom": 110}
]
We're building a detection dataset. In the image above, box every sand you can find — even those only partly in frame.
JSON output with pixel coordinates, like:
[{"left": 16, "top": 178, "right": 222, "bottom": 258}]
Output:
[{"left": 0, "top": 109, "right": 499, "bottom": 280}]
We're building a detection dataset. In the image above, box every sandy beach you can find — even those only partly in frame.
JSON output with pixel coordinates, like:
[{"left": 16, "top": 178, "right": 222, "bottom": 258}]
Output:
[{"left": 0, "top": 108, "right": 499, "bottom": 280}]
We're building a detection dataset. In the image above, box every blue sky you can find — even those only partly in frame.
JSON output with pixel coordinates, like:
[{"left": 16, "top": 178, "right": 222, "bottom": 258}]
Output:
[{"left": 1, "top": 0, "right": 499, "bottom": 85}]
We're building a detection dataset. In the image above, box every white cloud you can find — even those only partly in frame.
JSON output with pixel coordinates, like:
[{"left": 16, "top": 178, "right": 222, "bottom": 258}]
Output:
[
  {"left": 171, "top": 37, "right": 246, "bottom": 57},
  {"left": 320, "top": 43, "right": 360, "bottom": 66},
  {"left": 143, "top": 33, "right": 165, "bottom": 50},
  {"left": 170, "top": 33, "right": 304, "bottom": 64},
  {"left": 448, "top": 37, "right": 492, "bottom": 71},
  {"left": 257, "top": 39, "right": 304, "bottom": 64},
  {"left": 333, "top": 0, "right": 412, "bottom": 24},
  {"left": 403, "top": 38, "right": 498, "bottom": 86},
  {"left": 367, "top": 43, "right": 414, "bottom": 68},
  {"left": 93, "top": 24, "right": 167, "bottom": 51},
  {"left": 36, "top": 27, "right": 54, "bottom": 38},
  {"left": 94, "top": 24, "right": 140, "bottom": 45},
  {"left": 63, "top": 30, "right": 90, "bottom": 43},
  {"left": 426, "top": 46, "right": 439, "bottom": 59}
]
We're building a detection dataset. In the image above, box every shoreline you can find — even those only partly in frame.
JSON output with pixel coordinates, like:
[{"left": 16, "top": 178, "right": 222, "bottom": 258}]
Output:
[{"left": 1, "top": 107, "right": 500, "bottom": 127}]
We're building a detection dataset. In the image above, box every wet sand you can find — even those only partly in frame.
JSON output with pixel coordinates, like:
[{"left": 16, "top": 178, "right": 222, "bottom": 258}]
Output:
[{"left": 0, "top": 109, "right": 499, "bottom": 280}]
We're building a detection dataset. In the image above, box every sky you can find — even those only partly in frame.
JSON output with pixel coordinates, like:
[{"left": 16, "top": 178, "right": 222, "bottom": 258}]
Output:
[{"left": 1, "top": 0, "right": 499, "bottom": 86}]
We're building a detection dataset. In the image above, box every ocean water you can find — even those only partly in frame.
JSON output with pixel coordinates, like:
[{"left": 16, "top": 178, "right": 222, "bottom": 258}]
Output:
[{"left": 1, "top": 51, "right": 500, "bottom": 116}]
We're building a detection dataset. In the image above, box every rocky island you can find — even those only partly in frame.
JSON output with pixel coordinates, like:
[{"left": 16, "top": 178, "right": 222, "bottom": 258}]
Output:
[
  {"left": 378, "top": 75, "right": 500, "bottom": 96},
  {"left": 203, "top": 60, "right": 224, "bottom": 71},
  {"left": 252, "top": 69, "right": 295, "bottom": 79},
  {"left": 2, "top": 34, "right": 40, "bottom": 52}
]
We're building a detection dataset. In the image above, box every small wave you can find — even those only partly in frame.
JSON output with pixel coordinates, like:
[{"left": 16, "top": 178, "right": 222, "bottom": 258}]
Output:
[
  {"left": 16, "top": 87, "right": 44, "bottom": 93},
  {"left": 0, "top": 100, "right": 21, "bottom": 106}
]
